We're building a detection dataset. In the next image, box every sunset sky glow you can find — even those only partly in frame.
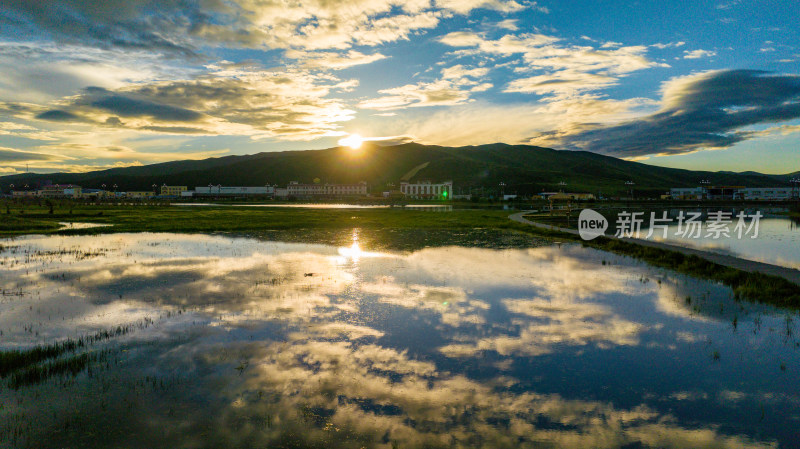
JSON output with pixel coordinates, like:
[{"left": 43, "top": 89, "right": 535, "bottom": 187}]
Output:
[{"left": 1, "top": 0, "right": 799, "bottom": 174}]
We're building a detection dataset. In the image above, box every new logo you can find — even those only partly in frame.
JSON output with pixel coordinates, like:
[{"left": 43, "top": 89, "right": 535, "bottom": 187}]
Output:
[{"left": 578, "top": 209, "right": 608, "bottom": 240}]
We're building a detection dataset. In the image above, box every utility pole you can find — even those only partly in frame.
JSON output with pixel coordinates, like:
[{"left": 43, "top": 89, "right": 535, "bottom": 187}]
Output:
[{"left": 625, "top": 181, "right": 635, "bottom": 199}]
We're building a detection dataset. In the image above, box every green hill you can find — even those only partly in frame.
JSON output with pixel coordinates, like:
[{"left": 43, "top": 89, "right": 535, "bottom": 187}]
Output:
[{"left": 0, "top": 142, "right": 794, "bottom": 196}]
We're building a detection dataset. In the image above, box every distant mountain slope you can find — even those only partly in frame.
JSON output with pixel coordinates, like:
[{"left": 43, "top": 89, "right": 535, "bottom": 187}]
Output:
[{"left": 1, "top": 142, "right": 794, "bottom": 195}]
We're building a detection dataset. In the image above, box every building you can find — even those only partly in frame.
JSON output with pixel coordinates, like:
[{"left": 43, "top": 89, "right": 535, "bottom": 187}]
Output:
[
  {"left": 323, "top": 182, "right": 367, "bottom": 196},
  {"left": 705, "top": 185, "right": 745, "bottom": 200},
  {"left": 399, "top": 181, "right": 452, "bottom": 199},
  {"left": 669, "top": 187, "right": 706, "bottom": 200},
  {"left": 63, "top": 186, "right": 82, "bottom": 198},
  {"left": 547, "top": 192, "right": 595, "bottom": 201},
  {"left": 38, "top": 184, "right": 71, "bottom": 198},
  {"left": 126, "top": 191, "right": 155, "bottom": 199},
  {"left": 739, "top": 187, "right": 795, "bottom": 201},
  {"left": 11, "top": 190, "right": 37, "bottom": 198},
  {"left": 161, "top": 185, "right": 188, "bottom": 196},
  {"left": 287, "top": 181, "right": 325, "bottom": 197},
  {"left": 194, "top": 186, "right": 274, "bottom": 196},
  {"left": 82, "top": 189, "right": 110, "bottom": 199},
  {"left": 670, "top": 186, "right": 797, "bottom": 201},
  {"left": 285, "top": 181, "right": 368, "bottom": 198},
  {"left": 539, "top": 192, "right": 595, "bottom": 201}
]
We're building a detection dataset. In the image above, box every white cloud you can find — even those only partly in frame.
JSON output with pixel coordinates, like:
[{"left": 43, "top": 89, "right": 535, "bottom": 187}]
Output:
[
  {"left": 285, "top": 50, "right": 388, "bottom": 70},
  {"left": 651, "top": 41, "right": 686, "bottom": 49},
  {"left": 358, "top": 63, "right": 493, "bottom": 110},
  {"left": 683, "top": 49, "right": 717, "bottom": 59},
  {"left": 504, "top": 70, "right": 619, "bottom": 96}
]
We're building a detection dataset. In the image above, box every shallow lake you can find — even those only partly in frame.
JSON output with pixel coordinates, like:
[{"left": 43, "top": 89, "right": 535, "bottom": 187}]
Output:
[
  {"left": 657, "top": 214, "right": 800, "bottom": 270},
  {"left": 1, "top": 232, "right": 798, "bottom": 448},
  {"left": 582, "top": 208, "right": 800, "bottom": 269}
]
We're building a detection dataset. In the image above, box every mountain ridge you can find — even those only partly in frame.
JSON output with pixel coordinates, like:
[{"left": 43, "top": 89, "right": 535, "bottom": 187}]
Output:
[{"left": 1, "top": 142, "right": 795, "bottom": 195}]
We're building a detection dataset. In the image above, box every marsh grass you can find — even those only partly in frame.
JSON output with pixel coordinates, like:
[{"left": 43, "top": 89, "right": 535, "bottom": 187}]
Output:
[
  {"left": 0, "top": 321, "right": 147, "bottom": 389},
  {"left": 588, "top": 237, "right": 800, "bottom": 308}
]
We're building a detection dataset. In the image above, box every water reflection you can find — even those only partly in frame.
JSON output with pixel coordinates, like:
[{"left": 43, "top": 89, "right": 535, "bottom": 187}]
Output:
[{"left": 1, "top": 232, "right": 798, "bottom": 448}]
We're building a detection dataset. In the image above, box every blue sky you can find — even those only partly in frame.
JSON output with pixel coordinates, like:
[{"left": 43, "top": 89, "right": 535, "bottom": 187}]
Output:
[{"left": 0, "top": 0, "right": 798, "bottom": 174}]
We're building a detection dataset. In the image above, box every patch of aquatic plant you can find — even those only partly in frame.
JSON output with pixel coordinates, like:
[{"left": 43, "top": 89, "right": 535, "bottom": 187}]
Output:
[
  {"left": 590, "top": 237, "right": 800, "bottom": 308},
  {"left": 0, "top": 318, "right": 157, "bottom": 388},
  {"left": 7, "top": 352, "right": 101, "bottom": 389}
]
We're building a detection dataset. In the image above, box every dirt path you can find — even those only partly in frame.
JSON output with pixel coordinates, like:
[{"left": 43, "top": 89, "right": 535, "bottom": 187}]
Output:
[{"left": 509, "top": 211, "right": 800, "bottom": 286}]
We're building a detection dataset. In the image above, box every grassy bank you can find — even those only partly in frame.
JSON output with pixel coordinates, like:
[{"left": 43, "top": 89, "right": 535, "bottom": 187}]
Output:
[
  {"left": 0, "top": 203, "right": 539, "bottom": 234},
  {"left": 586, "top": 237, "right": 800, "bottom": 308},
  {"left": 2, "top": 201, "right": 799, "bottom": 308}
]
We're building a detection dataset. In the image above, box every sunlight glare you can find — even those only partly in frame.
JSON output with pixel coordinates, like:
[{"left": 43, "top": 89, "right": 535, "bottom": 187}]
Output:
[{"left": 338, "top": 133, "right": 363, "bottom": 149}]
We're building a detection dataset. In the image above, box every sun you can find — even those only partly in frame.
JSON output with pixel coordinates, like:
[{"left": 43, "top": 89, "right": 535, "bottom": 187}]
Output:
[{"left": 338, "top": 133, "right": 363, "bottom": 150}]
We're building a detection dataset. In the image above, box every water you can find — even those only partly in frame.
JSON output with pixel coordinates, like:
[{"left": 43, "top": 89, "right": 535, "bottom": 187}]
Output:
[
  {"left": 657, "top": 215, "right": 800, "bottom": 269},
  {"left": 57, "top": 222, "right": 114, "bottom": 230},
  {"left": 584, "top": 208, "right": 800, "bottom": 269},
  {"left": 1, "top": 232, "right": 798, "bottom": 448}
]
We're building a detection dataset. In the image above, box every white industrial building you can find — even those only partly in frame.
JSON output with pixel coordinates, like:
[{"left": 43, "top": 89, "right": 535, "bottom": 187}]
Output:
[
  {"left": 194, "top": 186, "right": 275, "bottom": 196},
  {"left": 399, "top": 181, "right": 452, "bottom": 199},
  {"left": 669, "top": 187, "right": 705, "bottom": 200},
  {"left": 670, "top": 186, "right": 797, "bottom": 200},
  {"left": 738, "top": 187, "right": 795, "bottom": 201}
]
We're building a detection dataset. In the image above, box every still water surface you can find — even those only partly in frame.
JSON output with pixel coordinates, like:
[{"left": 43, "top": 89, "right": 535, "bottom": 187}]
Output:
[{"left": 1, "top": 232, "right": 798, "bottom": 448}]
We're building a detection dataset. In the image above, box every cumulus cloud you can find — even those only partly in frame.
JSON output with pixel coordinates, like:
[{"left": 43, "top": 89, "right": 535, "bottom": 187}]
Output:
[
  {"left": 285, "top": 50, "right": 388, "bottom": 70},
  {"left": 504, "top": 70, "right": 619, "bottom": 95},
  {"left": 440, "top": 31, "right": 661, "bottom": 75},
  {"left": 684, "top": 49, "right": 717, "bottom": 59},
  {"left": 10, "top": 64, "right": 358, "bottom": 141},
  {"left": 555, "top": 70, "right": 800, "bottom": 158},
  {"left": 358, "top": 64, "right": 492, "bottom": 110},
  {"left": 439, "top": 30, "right": 665, "bottom": 106},
  {"left": 0, "top": 141, "right": 230, "bottom": 173},
  {"left": 397, "top": 96, "right": 653, "bottom": 146},
  {"left": 0, "top": 41, "right": 193, "bottom": 103},
  {"left": 0, "top": 146, "right": 61, "bottom": 162},
  {"left": 0, "top": 0, "right": 527, "bottom": 53}
]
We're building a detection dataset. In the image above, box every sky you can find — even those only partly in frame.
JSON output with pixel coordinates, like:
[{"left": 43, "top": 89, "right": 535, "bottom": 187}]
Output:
[{"left": 0, "top": 0, "right": 799, "bottom": 175}]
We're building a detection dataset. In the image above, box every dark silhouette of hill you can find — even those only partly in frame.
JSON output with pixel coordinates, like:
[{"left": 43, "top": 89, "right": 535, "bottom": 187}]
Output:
[{"left": 1, "top": 142, "right": 794, "bottom": 196}]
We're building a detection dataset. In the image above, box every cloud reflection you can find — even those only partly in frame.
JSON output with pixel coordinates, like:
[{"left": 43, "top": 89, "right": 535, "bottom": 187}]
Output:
[{"left": 0, "top": 232, "right": 789, "bottom": 448}]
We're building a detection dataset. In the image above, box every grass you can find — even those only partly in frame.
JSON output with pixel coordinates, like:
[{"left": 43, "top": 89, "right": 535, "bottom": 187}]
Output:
[
  {"left": 2, "top": 200, "right": 799, "bottom": 308},
  {"left": 0, "top": 202, "right": 541, "bottom": 236},
  {"left": 585, "top": 236, "right": 800, "bottom": 308}
]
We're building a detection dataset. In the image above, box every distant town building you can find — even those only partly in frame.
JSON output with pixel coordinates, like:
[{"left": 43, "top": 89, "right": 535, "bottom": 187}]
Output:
[
  {"left": 286, "top": 181, "right": 368, "bottom": 197},
  {"left": 82, "top": 189, "right": 109, "bottom": 198},
  {"left": 323, "top": 182, "right": 367, "bottom": 196},
  {"left": 739, "top": 187, "right": 794, "bottom": 201},
  {"left": 547, "top": 192, "right": 595, "bottom": 201},
  {"left": 194, "top": 186, "right": 275, "bottom": 196},
  {"left": 287, "top": 181, "right": 325, "bottom": 197},
  {"left": 125, "top": 191, "right": 155, "bottom": 199},
  {"left": 669, "top": 187, "right": 705, "bottom": 200},
  {"left": 669, "top": 186, "right": 796, "bottom": 201},
  {"left": 161, "top": 185, "right": 188, "bottom": 196},
  {"left": 38, "top": 184, "right": 72, "bottom": 198},
  {"left": 399, "top": 181, "right": 452, "bottom": 199},
  {"left": 705, "top": 186, "right": 745, "bottom": 200},
  {"left": 539, "top": 192, "right": 595, "bottom": 201},
  {"left": 63, "top": 187, "right": 82, "bottom": 198}
]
